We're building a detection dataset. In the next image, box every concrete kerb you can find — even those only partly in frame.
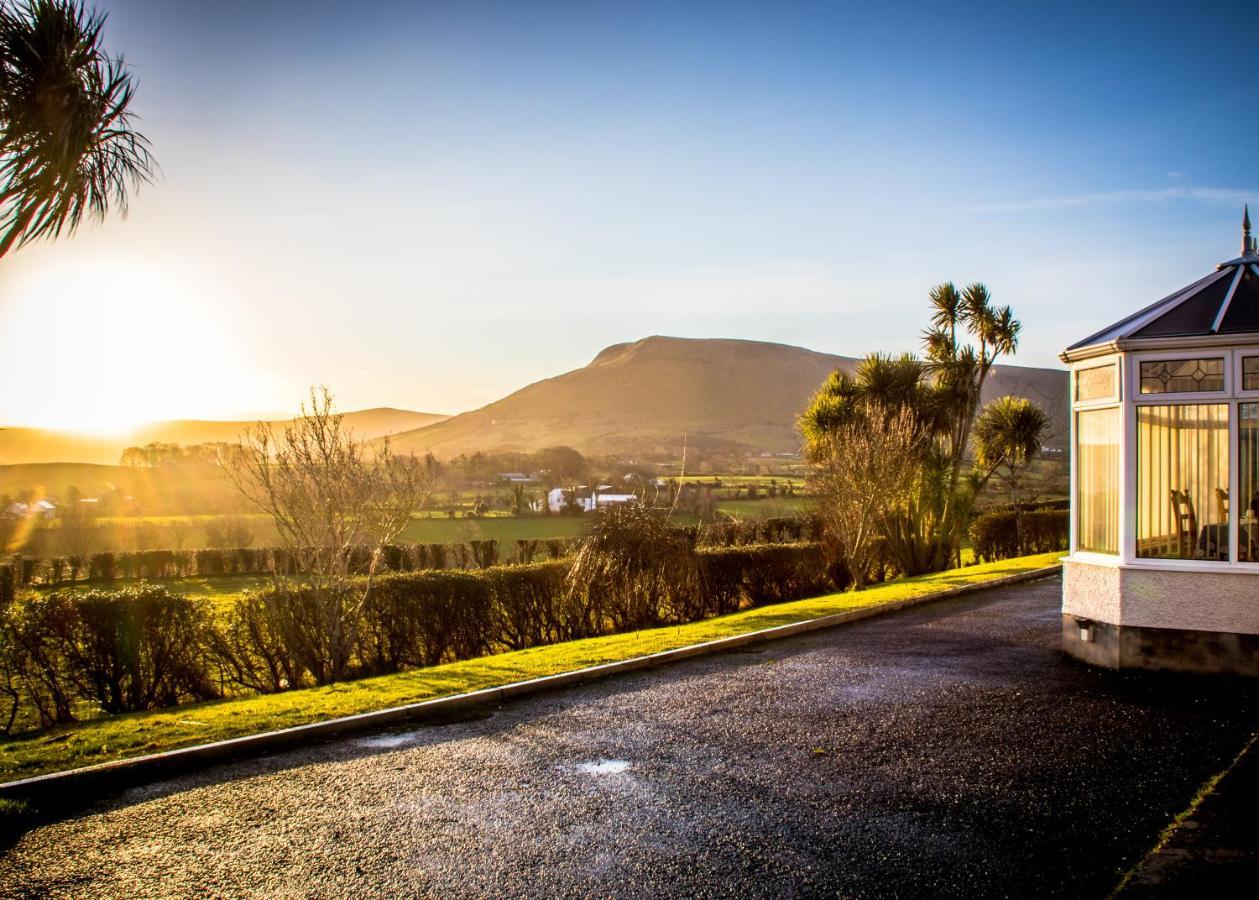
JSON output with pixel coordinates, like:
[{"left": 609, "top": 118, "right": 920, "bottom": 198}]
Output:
[{"left": 0, "top": 564, "right": 1061, "bottom": 808}]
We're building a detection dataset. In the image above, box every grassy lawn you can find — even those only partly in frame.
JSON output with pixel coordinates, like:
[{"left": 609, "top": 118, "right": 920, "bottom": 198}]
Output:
[
  {"left": 673, "top": 475, "right": 805, "bottom": 485},
  {"left": 716, "top": 496, "right": 806, "bottom": 518},
  {"left": 398, "top": 515, "right": 591, "bottom": 544},
  {"left": 0, "top": 552, "right": 1061, "bottom": 783},
  {"left": 44, "top": 574, "right": 271, "bottom": 615}
]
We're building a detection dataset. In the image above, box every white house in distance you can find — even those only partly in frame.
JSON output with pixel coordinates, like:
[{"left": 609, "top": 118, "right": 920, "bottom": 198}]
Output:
[
  {"left": 546, "top": 486, "right": 638, "bottom": 513},
  {"left": 3, "top": 499, "right": 56, "bottom": 520},
  {"left": 1061, "top": 209, "right": 1259, "bottom": 675}
]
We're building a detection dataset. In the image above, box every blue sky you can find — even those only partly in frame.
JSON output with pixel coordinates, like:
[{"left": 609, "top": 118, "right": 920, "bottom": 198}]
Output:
[{"left": 0, "top": 0, "right": 1255, "bottom": 428}]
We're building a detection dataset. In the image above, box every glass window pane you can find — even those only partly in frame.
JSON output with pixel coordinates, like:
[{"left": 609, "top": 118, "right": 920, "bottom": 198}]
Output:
[
  {"left": 1076, "top": 408, "right": 1119, "bottom": 554},
  {"left": 1242, "top": 357, "right": 1259, "bottom": 392},
  {"left": 1075, "top": 364, "right": 1117, "bottom": 402},
  {"left": 1136, "top": 404, "right": 1229, "bottom": 561},
  {"left": 1139, "top": 358, "right": 1224, "bottom": 394},
  {"left": 1240, "top": 404, "right": 1259, "bottom": 562}
]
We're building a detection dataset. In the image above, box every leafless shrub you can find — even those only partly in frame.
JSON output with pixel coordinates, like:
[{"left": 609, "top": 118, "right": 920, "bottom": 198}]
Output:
[
  {"left": 809, "top": 403, "right": 923, "bottom": 589},
  {"left": 224, "top": 387, "right": 436, "bottom": 685},
  {"left": 566, "top": 504, "right": 703, "bottom": 630}
]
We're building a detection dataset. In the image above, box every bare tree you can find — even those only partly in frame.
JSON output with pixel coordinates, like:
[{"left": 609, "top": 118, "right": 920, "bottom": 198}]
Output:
[
  {"left": 809, "top": 403, "right": 923, "bottom": 589},
  {"left": 223, "top": 387, "right": 435, "bottom": 685}
]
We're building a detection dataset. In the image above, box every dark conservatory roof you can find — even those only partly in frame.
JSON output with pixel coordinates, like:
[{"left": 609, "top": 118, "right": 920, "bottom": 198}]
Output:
[{"left": 1063, "top": 208, "right": 1259, "bottom": 360}]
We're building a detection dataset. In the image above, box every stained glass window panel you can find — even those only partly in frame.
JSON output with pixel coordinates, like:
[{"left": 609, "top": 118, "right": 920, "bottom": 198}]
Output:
[
  {"left": 1075, "top": 364, "right": 1117, "bottom": 403},
  {"left": 1139, "top": 358, "right": 1224, "bottom": 394},
  {"left": 1242, "top": 357, "right": 1259, "bottom": 392}
]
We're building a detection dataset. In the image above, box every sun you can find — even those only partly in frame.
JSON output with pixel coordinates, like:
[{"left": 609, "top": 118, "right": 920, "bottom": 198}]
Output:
[{"left": 0, "top": 254, "right": 256, "bottom": 435}]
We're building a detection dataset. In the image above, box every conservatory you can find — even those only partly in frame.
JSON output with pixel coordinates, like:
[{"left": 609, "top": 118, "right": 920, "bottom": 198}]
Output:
[{"left": 1061, "top": 209, "right": 1259, "bottom": 675}]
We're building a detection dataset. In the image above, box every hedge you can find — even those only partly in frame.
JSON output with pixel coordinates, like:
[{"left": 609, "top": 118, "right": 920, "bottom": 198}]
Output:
[
  {"left": 2, "top": 537, "right": 582, "bottom": 589},
  {"left": 697, "top": 516, "right": 821, "bottom": 547},
  {"left": 1, "top": 542, "right": 833, "bottom": 732},
  {"left": 1, "top": 586, "right": 219, "bottom": 728},
  {"left": 969, "top": 508, "right": 1069, "bottom": 562},
  {"left": 5, "top": 515, "right": 831, "bottom": 589}
]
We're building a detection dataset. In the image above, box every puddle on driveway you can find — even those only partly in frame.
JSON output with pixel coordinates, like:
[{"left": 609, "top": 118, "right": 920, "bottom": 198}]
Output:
[
  {"left": 574, "top": 759, "right": 630, "bottom": 775},
  {"left": 357, "top": 731, "right": 419, "bottom": 749}
]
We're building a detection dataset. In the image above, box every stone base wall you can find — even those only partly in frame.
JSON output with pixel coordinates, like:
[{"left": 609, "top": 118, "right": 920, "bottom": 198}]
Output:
[
  {"left": 1063, "top": 558, "right": 1259, "bottom": 633},
  {"left": 1062, "top": 616, "right": 1259, "bottom": 676},
  {"left": 1062, "top": 557, "right": 1259, "bottom": 674}
]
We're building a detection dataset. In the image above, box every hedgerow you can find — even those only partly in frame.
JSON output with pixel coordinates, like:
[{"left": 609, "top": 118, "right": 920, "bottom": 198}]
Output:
[
  {"left": 0, "top": 537, "right": 581, "bottom": 589},
  {"left": 969, "top": 508, "right": 1068, "bottom": 562},
  {"left": 0, "top": 542, "right": 832, "bottom": 732},
  {"left": 1, "top": 586, "right": 218, "bottom": 729}
]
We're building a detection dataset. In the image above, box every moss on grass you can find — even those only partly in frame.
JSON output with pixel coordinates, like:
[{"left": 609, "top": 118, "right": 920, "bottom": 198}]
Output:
[{"left": 0, "top": 552, "right": 1061, "bottom": 783}]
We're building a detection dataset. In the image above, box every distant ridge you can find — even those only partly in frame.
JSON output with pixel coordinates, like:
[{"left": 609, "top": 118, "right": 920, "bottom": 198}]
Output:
[
  {"left": 388, "top": 335, "right": 1069, "bottom": 459},
  {"left": 1, "top": 338, "right": 1069, "bottom": 466},
  {"left": 0, "top": 408, "right": 449, "bottom": 466}
]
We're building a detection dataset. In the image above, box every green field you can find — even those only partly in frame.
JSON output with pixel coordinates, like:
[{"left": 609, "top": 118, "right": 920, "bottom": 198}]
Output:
[
  {"left": 716, "top": 496, "right": 806, "bottom": 518},
  {"left": 14, "top": 495, "right": 806, "bottom": 559},
  {"left": 0, "top": 552, "right": 1062, "bottom": 783},
  {"left": 674, "top": 474, "right": 805, "bottom": 485},
  {"left": 398, "top": 515, "right": 592, "bottom": 543},
  {"left": 43, "top": 573, "right": 269, "bottom": 614}
]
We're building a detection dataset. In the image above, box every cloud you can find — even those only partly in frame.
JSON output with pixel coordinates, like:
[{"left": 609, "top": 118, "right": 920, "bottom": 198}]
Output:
[{"left": 969, "top": 186, "right": 1257, "bottom": 214}]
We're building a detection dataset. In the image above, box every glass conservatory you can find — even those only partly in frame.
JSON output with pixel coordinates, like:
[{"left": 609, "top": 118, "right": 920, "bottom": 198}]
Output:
[{"left": 1061, "top": 209, "right": 1259, "bottom": 674}]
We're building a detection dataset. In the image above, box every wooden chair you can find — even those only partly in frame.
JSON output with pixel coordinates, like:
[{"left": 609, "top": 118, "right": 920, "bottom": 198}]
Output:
[
  {"left": 1215, "top": 487, "right": 1230, "bottom": 524},
  {"left": 1168, "top": 489, "right": 1198, "bottom": 558}
]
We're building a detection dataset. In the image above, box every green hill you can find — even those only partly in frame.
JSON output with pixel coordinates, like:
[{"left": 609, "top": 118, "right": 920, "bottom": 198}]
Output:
[{"left": 389, "top": 336, "right": 1069, "bottom": 459}]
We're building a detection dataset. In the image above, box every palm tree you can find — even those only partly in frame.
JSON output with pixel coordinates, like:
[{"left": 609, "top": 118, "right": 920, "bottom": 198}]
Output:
[
  {"left": 800, "top": 353, "right": 951, "bottom": 576},
  {"left": 801, "top": 282, "right": 1023, "bottom": 575},
  {"left": 923, "top": 281, "right": 1020, "bottom": 564},
  {"left": 974, "top": 396, "right": 1049, "bottom": 552},
  {"left": 0, "top": 0, "right": 153, "bottom": 258}
]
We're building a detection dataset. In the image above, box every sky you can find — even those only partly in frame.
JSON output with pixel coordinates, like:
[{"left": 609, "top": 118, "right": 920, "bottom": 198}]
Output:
[{"left": 0, "top": 0, "right": 1256, "bottom": 432}]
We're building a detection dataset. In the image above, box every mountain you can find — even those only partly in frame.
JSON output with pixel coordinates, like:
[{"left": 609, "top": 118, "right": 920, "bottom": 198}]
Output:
[
  {"left": 127, "top": 408, "right": 448, "bottom": 449},
  {"left": 389, "top": 336, "right": 1069, "bottom": 459},
  {"left": 0, "top": 408, "right": 448, "bottom": 466}
]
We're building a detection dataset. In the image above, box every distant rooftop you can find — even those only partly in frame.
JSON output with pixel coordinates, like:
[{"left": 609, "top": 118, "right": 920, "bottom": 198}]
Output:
[{"left": 1064, "top": 207, "right": 1259, "bottom": 359}]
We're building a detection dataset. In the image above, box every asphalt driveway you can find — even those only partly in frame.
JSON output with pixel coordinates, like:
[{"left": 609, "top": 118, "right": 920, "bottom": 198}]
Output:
[{"left": 2, "top": 576, "right": 1255, "bottom": 898}]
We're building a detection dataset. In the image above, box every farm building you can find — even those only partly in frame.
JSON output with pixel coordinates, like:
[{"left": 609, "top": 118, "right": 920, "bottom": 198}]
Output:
[
  {"left": 1061, "top": 209, "right": 1259, "bottom": 674},
  {"left": 546, "top": 486, "right": 638, "bottom": 513},
  {"left": 2, "top": 499, "right": 56, "bottom": 520}
]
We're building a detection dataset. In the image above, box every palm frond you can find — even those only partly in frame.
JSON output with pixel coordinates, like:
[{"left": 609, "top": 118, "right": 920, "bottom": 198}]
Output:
[{"left": 0, "top": 0, "right": 155, "bottom": 256}]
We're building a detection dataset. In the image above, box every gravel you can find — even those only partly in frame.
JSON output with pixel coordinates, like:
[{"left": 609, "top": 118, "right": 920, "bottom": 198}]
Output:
[{"left": 2, "top": 576, "right": 1255, "bottom": 899}]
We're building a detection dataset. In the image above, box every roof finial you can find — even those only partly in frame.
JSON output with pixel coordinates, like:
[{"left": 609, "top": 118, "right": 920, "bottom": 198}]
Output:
[{"left": 1245, "top": 204, "right": 1255, "bottom": 257}]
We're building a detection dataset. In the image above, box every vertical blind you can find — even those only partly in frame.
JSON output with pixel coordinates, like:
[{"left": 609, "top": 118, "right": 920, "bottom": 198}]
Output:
[
  {"left": 1136, "top": 404, "right": 1229, "bottom": 560},
  {"left": 1241, "top": 404, "right": 1259, "bottom": 562},
  {"left": 1076, "top": 408, "right": 1119, "bottom": 554}
]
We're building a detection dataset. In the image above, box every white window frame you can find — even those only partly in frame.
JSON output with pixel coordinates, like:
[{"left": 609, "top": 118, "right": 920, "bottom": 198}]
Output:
[
  {"left": 1232, "top": 348, "right": 1259, "bottom": 398},
  {"left": 1130, "top": 399, "right": 1233, "bottom": 569},
  {"left": 1073, "top": 359, "right": 1120, "bottom": 407},
  {"left": 1069, "top": 355, "right": 1123, "bottom": 558}
]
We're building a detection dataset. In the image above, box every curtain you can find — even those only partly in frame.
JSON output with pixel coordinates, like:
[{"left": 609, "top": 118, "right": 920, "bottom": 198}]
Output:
[
  {"left": 1136, "top": 404, "right": 1229, "bottom": 560},
  {"left": 1076, "top": 408, "right": 1119, "bottom": 554}
]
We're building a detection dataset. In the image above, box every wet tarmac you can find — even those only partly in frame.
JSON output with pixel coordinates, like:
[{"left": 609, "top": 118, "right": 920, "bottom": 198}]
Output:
[{"left": 2, "top": 576, "right": 1255, "bottom": 898}]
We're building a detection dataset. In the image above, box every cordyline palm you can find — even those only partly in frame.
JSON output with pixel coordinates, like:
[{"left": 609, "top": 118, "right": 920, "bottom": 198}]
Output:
[
  {"left": 974, "top": 396, "right": 1049, "bottom": 551},
  {"left": 974, "top": 396, "right": 1047, "bottom": 478},
  {"left": 800, "top": 353, "right": 953, "bottom": 575},
  {"left": 801, "top": 281, "right": 1023, "bottom": 575},
  {"left": 799, "top": 353, "right": 940, "bottom": 453},
  {"left": 921, "top": 282, "right": 1020, "bottom": 562},
  {"left": 0, "top": 0, "right": 153, "bottom": 258}
]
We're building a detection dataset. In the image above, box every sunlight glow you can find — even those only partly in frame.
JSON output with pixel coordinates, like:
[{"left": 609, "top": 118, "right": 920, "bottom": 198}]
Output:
[{"left": 0, "top": 256, "right": 259, "bottom": 434}]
